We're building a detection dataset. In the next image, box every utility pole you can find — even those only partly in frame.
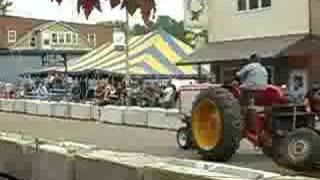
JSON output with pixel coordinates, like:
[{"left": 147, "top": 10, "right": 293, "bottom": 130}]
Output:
[{"left": 124, "top": 8, "right": 130, "bottom": 84}]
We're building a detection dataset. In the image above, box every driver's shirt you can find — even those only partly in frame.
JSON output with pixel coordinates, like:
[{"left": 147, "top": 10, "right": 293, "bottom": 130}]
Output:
[{"left": 236, "top": 62, "right": 268, "bottom": 87}]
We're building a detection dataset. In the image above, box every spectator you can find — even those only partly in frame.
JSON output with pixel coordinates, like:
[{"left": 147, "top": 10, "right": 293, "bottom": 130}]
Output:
[
  {"left": 304, "top": 82, "right": 320, "bottom": 113},
  {"left": 160, "top": 80, "right": 177, "bottom": 109}
]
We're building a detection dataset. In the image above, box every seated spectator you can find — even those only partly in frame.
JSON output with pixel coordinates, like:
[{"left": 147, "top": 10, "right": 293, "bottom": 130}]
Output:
[{"left": 304, "top": 82, "right": 320, "bottom": 113}]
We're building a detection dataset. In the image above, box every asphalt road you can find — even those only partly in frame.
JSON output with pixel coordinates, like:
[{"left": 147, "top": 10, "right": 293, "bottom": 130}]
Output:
[{"left": 0, "top": 112, "right": 318, "bottom": 177}]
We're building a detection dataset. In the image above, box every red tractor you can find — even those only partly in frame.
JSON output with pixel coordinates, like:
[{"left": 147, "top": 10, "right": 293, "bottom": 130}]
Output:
[{"left": 176, "top": 82, "right": 320, "bottom": 171}]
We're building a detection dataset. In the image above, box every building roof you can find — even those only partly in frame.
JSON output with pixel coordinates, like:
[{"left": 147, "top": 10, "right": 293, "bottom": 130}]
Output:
[
  {"left": 0, "top": 15, "right": 114, "bottom": 49},
  {"left": 178, "top": 34, "right": 308, "bottom": 65}
]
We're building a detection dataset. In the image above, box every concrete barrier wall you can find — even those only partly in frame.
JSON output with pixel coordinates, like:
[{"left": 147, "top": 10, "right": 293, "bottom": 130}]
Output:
[
  {"left": 100, "top": 106, "right": 126, "bottom": 124},
  {"left": 25, "top": 100, "right": 39, "bottom": 115},
  {"left": 0, "top": 132, "right": 317, "bottom": 180},
  {"left": 14, "top": 100, "right": 26, "bottom": 113},
  {"left": 37, "top": 101, "right": 53, "bottom": 116},
  {"left": 147, "top": 108, "right": 168, "bottom": 129},
  {"left": 0, "top": 133, "right": 34, "bottom": 180},
  {"left": 124, "top": 107, "right": 148, "bottom": 126},
  {"left": 75, "top": 150, "right": 160, "bottom": 180},
  {"left": 0, "top": 99, "right": 183, "bottom": 131},
  {"left": 52, "top": 102, "right": 70, "bottom": 118}
]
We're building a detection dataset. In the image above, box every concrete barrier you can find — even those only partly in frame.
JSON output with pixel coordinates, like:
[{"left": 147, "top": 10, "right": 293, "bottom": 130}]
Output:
[
  {"left": 1, "top": 98, "right": 184, "bottom": 131},
  {"left": 70, "top": 103, "right": 92, "bottom": 120},
  {"left": 91, "top": 105, "right": 101, "bottom": 121},
  {"left": 0, "top": 132, "right": 318, "bottom": 180},
  {"left": 52, "top": 102, "right": 70, "bottom": 118},
  {"left": 74, "top": 150, "right": 160, "bottom": 180},
  {"left": 124, "top": 107, "right": 148, "bottom": 126},
  {"left": 100, "top": 106, "right": 126, "bottom": 124},
  {"left": 143, "top": 158, "right": 318, "bottom": 180},
  {"left": 166, "top": 109, "right": 183, "bottom": 130},
  {"left": 0, "top": 132, "right": 35, "bottom": 180},
  {"left": 147, "top": 108, "right": 168, "bottom": 129},
  {"left": 0, "top": 99, "right": 15, "bottom": 112},
  {"left": 37, "top": 101, "right": 53, "bottom": 116},
  {"left": 32, "top": 140, "right": 95, "bottom": 180},
  {"left": 13, "top": 99, "right": 26, "bottom": 113},
  {"left": 25, "top": 100, "right": 39, "bottom": 115}
]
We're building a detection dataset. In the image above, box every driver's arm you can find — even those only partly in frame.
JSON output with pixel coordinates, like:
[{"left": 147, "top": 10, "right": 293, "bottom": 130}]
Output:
[
  {"left": 236, "top": 64, "right": 252, "bottom": 79},
  {"left": 304, "top": 91, "right": 312, "bottom": 112}
]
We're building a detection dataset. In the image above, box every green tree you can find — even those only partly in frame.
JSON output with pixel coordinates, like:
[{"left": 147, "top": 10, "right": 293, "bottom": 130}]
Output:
[
  {"left": 0, "top": 0, "right": 13, "bottom": 16},
  {"left": 154, "top": 16, "right": 189, "bottom": 45},
  {"left": 131, "top": 24, "right": 145, "bottom": 35},
  {"left": 131, "top": 16, "right": 194, "bottom": 46}
]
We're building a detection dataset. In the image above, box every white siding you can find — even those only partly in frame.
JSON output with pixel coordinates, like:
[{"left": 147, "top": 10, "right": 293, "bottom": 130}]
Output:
[{"left": 208, "top": 0, "right": 310, "bottom": 42}]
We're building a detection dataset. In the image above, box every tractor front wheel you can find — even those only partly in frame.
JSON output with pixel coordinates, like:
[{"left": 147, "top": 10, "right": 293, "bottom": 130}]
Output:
[
  {"left": 192, "top": 87, "right": 241, "bottom": 162},
  {"left": 274, "top": 128, "right": 320, "bottom": 171},
  {"left": 177, "top": 127, "right": 192, "bottom": 150}
]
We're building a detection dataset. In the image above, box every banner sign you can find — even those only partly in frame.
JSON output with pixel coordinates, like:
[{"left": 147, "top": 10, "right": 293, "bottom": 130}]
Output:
[
  {"left": 42, "top": 53, "right": 66, "bottom": 67},
  {"left": 113, "top": 31, "right": 126, "bottom": 51}
]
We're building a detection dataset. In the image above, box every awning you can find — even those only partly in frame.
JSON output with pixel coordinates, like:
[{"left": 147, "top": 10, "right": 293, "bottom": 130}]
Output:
[
  {"left": 62, "top": 30, "right": 209, "bottom": 76},
  {"left": 178, "top": 34, "right": 308, "bottom": 65}
]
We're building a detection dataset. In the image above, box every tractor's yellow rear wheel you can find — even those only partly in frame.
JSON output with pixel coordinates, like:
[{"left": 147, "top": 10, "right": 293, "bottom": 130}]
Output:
[{"left": 192, "top": 87, "right": 241, "bottom": 162}]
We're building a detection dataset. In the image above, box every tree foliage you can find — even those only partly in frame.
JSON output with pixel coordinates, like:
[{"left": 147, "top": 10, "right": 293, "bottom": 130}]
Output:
[
  {"left": 131, "top": 16, "right": 191, "bottom": 45},
  {"left": 51, "top": 0, "right": 156, "bottom": 27},
  {"left": 0, "top": 0, "right": 13, "bottom": 16}
]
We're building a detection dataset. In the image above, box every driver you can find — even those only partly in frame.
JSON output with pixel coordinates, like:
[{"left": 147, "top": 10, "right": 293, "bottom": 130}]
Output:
[{"left": 236, "top": 53, "right": 268, "bottom": 89}]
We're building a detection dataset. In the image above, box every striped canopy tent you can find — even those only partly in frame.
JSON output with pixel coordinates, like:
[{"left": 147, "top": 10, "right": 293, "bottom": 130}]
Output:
[{"left": 63, "top": 30, "right": 208, "bottom": 77}]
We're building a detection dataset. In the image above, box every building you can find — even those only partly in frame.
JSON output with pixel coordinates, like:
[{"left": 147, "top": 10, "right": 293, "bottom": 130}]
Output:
[
  {"left": 0, "top": 16, "right": 114, "bottom": 83},
  {"left": 180, "top": 0, "right": 320, "bottom": 97}
]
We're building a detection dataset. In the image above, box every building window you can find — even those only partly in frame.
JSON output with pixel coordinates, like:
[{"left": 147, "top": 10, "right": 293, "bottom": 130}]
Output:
[
  {"left": 237, "top": 0, "right": 271, "bottom": 11},
  {"left": 238, "top": 0, "right": 247, "bottom": 11},
  {"left": 30, "top": 35, "right": 36, "bottom": 47},
  {"left": 52, "top": 33, "right": 58, "bottom": 44},
  {"left": 72, "top": 33, "right": 77, "bottom": 44},
  {"left": 88, "top": 34, "right": 96, "bottom": 47},
  {"left": 261, "top": 0, "right": 271, "bottom": 8},
  {"left": 44, "top": 39, "right": 50, "bottom": 45},
  {"left": 249, "top": 0, "right": 259, "bottom": 9},
  {"left": 8, "top": 30, "right": 16, "bottom": 43},
  {"left": 66, "top": 33, "right": 72, "bottom": 44},
  {"left": 58, "top": 33, "right": 65, "bottom": 44}
]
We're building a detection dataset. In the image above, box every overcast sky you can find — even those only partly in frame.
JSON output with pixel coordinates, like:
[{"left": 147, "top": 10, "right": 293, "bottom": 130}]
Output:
[{"left": 8, "top": 0, "right": 184, "bottom": 26}]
